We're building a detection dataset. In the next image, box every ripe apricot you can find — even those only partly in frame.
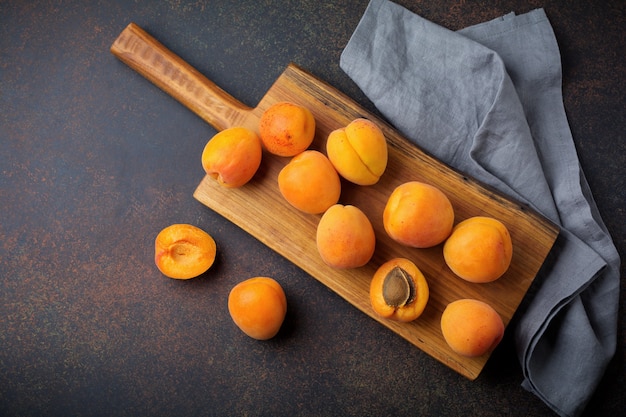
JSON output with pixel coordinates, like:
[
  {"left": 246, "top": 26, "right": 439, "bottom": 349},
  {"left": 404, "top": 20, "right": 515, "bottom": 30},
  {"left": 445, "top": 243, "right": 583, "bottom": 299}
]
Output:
[
  {"left": 370, "top": 258, "right": 429, "bottom": 322},
  {"left": 383, "top": 181, "right": 454, "bottom": 248},
  {"left": 316, "top": 204, "right": 376, "bottom": 269},
  {"left": 443, "top": 216, "right": 513, "bottom": 283},
  {"left": 154, "top": 224, "right": 216, "bottom": 279},
  {"left": 326, "top": 118, "right": 388, "bottom": 185},
  {"left": 278, "top": 150, "right": 341, "bottom": 214},
  {"left": 201, "top": 126, "right": 262, "bottom": 188},
  {"left": 228, "top": 277, "right": 287, "bottom": 340},
  {"left": 258, "top": 102, "right": 316, "bottom": 157},
  {"left": 440, "top": 299, "right": 504, "bottom": 357}
]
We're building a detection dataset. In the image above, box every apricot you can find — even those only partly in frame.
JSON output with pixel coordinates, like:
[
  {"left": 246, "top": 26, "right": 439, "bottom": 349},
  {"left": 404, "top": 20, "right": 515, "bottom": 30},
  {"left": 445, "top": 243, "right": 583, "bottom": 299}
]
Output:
[
  {"left": 228, "top": 277, "right": 287, "bottom": 340},
  {"left": 383, "top": 181, "right": 454, "bottom": 248},
  {"left": 316, "top": 204, "right": 376, "bottom": 269},
  {"left": 201, "top": 126, "right": 262, "bottom": 188},
  {"left": 440, "top": 299, "right": 504, "bottom": 357},
  {"left": 326, "top": 118, "right": 388, "bottom": 185},
  {"left": 370, "top": 258, "right": 429, "bottom": 322},
  {"left": 258, "top": 101, "right": 316, "bottom": 157},
  {"left": 278, "top": 150, "right": 341, "bottom": 214},
  {"left": 154, "top": 224, "right": 216, "bottom": 279},
  {"left": 443, "top": 216, "right": 513, "bottom": 283}
]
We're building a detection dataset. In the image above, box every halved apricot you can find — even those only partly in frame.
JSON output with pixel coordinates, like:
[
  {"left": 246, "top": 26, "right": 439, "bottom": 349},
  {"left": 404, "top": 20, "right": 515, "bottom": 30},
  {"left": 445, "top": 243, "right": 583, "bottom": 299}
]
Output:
[
  {"left": 370, "top": 258, "right": 429, "bottom": 322},
  {"left": 154, "top": 224, "right": 216, "bottom": 279}
]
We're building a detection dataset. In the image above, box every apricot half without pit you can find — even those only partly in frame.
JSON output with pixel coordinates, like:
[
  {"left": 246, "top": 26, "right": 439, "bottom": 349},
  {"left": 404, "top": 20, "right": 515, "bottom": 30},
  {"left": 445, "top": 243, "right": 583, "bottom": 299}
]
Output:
[
  {"left": 370, "top": 258, "right": 429, "bottom": 322},
  {"left": 154, "top": 224, "right": 216, "bottom": 279}
]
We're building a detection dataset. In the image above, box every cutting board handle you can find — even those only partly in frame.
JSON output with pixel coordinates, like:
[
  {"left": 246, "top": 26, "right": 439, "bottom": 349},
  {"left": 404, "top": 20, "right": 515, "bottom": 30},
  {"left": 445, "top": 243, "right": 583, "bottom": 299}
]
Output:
[{"left": 111, "top": 23, "right": 253, "bottom": 131}]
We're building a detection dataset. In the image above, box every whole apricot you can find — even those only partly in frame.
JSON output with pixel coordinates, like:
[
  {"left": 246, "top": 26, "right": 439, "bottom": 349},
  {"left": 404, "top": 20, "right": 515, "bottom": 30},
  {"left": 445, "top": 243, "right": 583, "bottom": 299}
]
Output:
[
  {"left": 201, "top": 126, "right": 262, "bottom": 188},
  {"left": 316, "top": 204, "right": 376, "bottom": 269},
  {"left": 326, "top": 118, "right": 388, "bottom": 185},
  {"left": 370, "top": 258, "right": 429, "bottom": 322},
  {"left": 154, "top": 224, "right": 216, "bottom": 279},
  {"left": 443, "top": 216, "right": 513, "bottom": 283},
  {"left": 258, "top": 102, "right": 316, "bottom": 157},
  {"left": 383, "top": 181, "right": 454, "bottom": 248},
  {"left": 278, "top": 150, "right": 341, "bottom": 214},
  {"left": 228, "top": 277, "right": 287, "bottom": 340},
  {"left": 440, "top": 299, "right": 504, "bottom": 357}
]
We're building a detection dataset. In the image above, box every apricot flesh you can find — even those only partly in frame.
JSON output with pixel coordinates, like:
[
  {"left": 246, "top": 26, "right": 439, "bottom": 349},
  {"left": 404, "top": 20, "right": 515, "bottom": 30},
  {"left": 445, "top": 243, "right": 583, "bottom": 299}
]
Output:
[
  {"left": 443, "top": 216, "right": 513, "bottom": 283},
  {"left": 259, "top": 101, "right": 316, "bottom": 157},
  {"left": 201, "top": 126, "right": 262, "bottom": 188},
  {"left": 440, "top": 299, "right": 504, "bottom": 357},
  {"left": 383, "top": 181, "right": 454, "bottom": 248},
  {"left": 154, "top": 224, "right": 216, "bottom": 279},
  {"left": 326, "top": 118, "right": 388, "bottom": 185},
  {"left": 228, "top": 277, "right": 287, "bottom": 340},
  {"left": 316, "top": 204, "right": 376, "bottom": 269},
  {"left": 370, "top": 258, "right": 429, "bottom": 322},
  {"left": 278, "top": 150, "right": 341, "bottom": 214}
]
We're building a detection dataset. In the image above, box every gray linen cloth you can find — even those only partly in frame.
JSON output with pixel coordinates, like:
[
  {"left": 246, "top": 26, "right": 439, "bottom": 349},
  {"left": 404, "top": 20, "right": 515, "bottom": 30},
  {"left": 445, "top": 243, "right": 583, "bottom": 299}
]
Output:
[{"left": 339, "top": 1, "right": 620, "bottom": 416}]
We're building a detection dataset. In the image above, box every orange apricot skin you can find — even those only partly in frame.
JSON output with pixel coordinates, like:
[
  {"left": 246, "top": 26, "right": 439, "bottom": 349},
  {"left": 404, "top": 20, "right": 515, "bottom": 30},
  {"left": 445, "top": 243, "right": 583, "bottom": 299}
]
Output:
[
  {"left": 443, "top": 216, "right": 513, "bottom": 283},
  {"left": 228, "top": 277, "right": 287, "bottom": 340},
  {"left": 370, "top": 258, "right": 429, "bottom": 322},
  {"left": 278, "top": 150, "right": 341, "bottom": 214},
  {"left": 154, "top": 224, "right": 216, "bottom": 279},
  {"left": 316, "top": 204, "right": 376, "bottom": 269},
  {"left": 201, "top": 127, "right": 262, "bottom": 188},
  {"left": 440, "top": 299, "right": 504, "bottom": 357},
  {"left": 258, "top": 102, "right": 316, "bottom": 157},
  {"left": 326, "top": 118, "right": 388, "bottom": 185},
  {"left": 383, "top": 181, "right": 454, "bottom": 248}
]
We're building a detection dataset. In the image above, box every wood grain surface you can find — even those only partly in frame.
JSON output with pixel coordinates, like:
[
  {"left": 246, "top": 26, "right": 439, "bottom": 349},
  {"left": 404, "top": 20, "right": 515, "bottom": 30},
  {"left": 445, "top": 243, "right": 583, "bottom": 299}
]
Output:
[{"left": 111, "top": 23, "right": 559, "bottom": 380}]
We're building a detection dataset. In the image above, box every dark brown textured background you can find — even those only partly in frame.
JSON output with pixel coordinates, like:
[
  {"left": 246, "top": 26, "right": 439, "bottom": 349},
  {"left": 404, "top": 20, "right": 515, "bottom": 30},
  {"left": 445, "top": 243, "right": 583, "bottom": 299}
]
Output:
[{"left": 1, "top": 1, "right": 624, "bottom": 416}]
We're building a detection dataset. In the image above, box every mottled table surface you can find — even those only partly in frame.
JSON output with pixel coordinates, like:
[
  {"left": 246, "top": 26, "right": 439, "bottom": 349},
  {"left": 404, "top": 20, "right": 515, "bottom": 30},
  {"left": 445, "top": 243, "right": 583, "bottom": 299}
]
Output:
[{"left": 2, "top": 1, "right": 624, "bottom": 416}]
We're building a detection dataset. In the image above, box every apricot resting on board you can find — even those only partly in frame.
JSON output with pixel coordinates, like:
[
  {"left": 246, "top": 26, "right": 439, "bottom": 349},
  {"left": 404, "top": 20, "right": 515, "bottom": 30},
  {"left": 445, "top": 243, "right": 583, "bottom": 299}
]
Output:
[
  {"left": 228, "top": 277, "right": 287, "bottom": 340},
  {"left": 154, "top": 224, "right": 216, "bottom": 279},
  {"left": 316, "top": 204, "right": 376, "bottom": 269},
  {"left": 259, "top": 101, "right": 316, "bottom": 157},
  {"left": 383, "top": 181, "right": 454, "bottom": 248},
  {"left": 201, "top": 126, "right": 262, "bottom": 188},
  {"left": 370, "top": 258, "right": 429, "bottom": 322},
  {"left": 278, "top": 150, "right": 341, "bottom": 214},
  {"left": 326, "top": 118, "right": 388, "bottom": 185},
  {"left": 443, "top": 216, "right": 513, "bottom": 283},
  {"left": 440, "top": 299, "right": 504, "bottom": 357}
]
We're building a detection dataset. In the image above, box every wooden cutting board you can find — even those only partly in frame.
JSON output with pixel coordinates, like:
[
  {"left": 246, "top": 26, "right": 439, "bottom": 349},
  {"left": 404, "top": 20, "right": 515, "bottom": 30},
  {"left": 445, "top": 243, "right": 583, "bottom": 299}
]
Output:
[{"left": 111, "top": 23, "right": 559, "bottom": 380}]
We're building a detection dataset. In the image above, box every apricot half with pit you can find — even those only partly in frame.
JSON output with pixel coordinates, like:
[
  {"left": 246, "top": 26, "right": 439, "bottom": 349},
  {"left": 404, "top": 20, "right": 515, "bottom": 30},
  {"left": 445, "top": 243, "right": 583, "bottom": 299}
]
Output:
[
  {"left": 326, "top": 118, "right": 388, "bottom": 185},
  {"left": 316, "top": 204, "right": 376, "bottom": 269},
  {"left": 370, "top": 258, "right": 429, "bottom": 322},
  {"left": 278, "top": 150, "right": 341, "bottom": 214},
  {"left": 228, "top": 277, "right": 287, "bottom": 340},
  {"left": 441, "top": 299, "right": 504, "bottom": 357},
  {"left": 383, "top": 181, "right": 454, "bottom": 248},
  {"left": 443, "top": 216, "right": 513, "bottom": 283},
  {"left": 154, "top": 224, "right": 216, "bottom": 279},
  {"left": 259, "top": 102, "right": 316, "bottom": 157},
  {"left": 201, "top": 126, "right": 262, "bottom": 188}
]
